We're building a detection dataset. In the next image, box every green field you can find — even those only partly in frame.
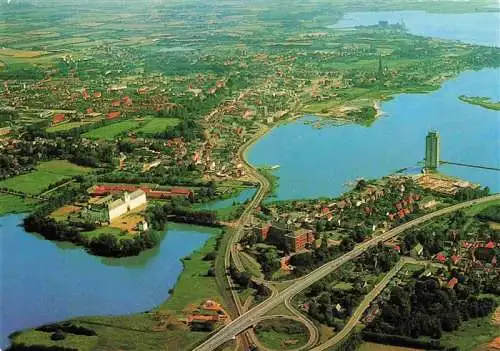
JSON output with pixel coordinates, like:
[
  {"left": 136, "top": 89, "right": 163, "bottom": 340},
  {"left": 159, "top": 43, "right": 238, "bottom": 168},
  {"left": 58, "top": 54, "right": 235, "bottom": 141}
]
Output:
[
  {"left": 0, "top": 160, "right": 92, "bottom": 194},
  {"left": 255, "top": 318, "right": 309, "bottom": 350},
  {"left": 11, "top": 330, "right": 98, "bottom": 351},
  {"left": 0, "top": 194, "right": 37, "bottom": 215},
  {"left": 82, "top": 120, "right": 142, "bottom": 139},
  {"left": 137, "top": 117, "right": 180, "bottom": 134},
  {"left": 440, "top": 314, "right": 499, "bottom": 351}
]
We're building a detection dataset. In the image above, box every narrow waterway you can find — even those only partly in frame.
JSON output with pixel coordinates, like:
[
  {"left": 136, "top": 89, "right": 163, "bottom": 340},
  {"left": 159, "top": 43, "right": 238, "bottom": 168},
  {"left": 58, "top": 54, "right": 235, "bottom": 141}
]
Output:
[
  {"left": 248, "top": 68, "right": 500, "bottom": 201},
  {"left": 196, "top": 187, "right": 256, "bottom": 210},
  {"left": 0, "top": 214, "right": 217, "bottom": 348}
]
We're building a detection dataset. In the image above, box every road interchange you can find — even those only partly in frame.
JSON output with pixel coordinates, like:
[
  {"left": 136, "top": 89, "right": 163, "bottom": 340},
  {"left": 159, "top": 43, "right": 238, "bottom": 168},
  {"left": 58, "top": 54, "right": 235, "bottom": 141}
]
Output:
[{"left": 193, "top": 194, "right": 500, "bottom": 351}]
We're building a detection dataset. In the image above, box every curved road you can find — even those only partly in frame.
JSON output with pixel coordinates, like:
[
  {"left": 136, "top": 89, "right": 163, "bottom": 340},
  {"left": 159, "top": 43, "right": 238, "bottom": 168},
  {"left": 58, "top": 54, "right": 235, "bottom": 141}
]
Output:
[{"left": 193, "top": 194, "right": 500, "bottom": 351}]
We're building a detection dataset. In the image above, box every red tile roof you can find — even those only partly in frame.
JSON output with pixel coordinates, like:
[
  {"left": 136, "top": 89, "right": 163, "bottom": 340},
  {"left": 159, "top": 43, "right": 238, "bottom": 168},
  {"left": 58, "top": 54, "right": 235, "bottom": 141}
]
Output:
[
  {"left": 107, "top": 111, "right": 121, "bottom": 119},
  {"left": 52, "top": 114, "right": 65, "bottom": 124},
  {"left": 485, "top": 241, "right": 495, "bottom": 249},
  {"left": 436, "top": 253, "right": 447, "bottom": 263},
  {"left": 447, "top": 277, "right": 458, "bottom": 289}
]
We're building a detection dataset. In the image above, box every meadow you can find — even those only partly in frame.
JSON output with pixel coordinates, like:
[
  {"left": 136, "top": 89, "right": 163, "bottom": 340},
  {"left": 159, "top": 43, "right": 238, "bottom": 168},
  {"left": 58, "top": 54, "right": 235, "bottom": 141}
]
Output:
[
  {"left": 0, "top": 160, "right": 92, "bottom": 194},
  {"left": 82, "top": 120, "right": 142, "bottom": 139},
  {"left": 137, "top": 117, "right": 180, "bottom": 134},
  {"left": 0, "top": 194, "right": 36, "bottom": 215}
]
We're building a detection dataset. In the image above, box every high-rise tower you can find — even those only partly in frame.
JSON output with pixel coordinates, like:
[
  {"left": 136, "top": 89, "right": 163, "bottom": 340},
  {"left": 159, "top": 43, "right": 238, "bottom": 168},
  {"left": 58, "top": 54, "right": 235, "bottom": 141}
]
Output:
[{"left": 425, "top": 131, "right": 440, "bottom": 169}]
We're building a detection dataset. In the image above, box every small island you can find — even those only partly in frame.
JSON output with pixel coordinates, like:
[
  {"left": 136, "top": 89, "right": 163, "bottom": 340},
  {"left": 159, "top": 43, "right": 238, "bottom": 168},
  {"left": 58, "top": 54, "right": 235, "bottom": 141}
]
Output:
[{"left": 459, "top": 95, "right": 500, "bottom": 111}]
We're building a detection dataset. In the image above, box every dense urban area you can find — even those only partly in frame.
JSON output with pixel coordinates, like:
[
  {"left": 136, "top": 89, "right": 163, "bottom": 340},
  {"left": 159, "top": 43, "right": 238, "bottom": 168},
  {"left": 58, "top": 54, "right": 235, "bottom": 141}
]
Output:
[{"left": 0, "top": 0, "right": 499, "bottom": 351}]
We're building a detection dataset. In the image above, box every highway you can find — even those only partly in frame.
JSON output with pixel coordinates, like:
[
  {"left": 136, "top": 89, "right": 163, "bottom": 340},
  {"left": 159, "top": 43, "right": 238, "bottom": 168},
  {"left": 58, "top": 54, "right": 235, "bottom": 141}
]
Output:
[{"left": 192, "top": 194, "right": 500, "bottom": 351}]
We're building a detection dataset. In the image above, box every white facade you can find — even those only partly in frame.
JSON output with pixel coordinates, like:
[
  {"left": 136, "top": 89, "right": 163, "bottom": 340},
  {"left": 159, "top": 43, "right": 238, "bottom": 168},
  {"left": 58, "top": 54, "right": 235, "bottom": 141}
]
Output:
[
  {"left": 108, "top": 190, "right": 147, "bottom": 221},
  {"left": 108, "top": 200, "right": 128, "bottom": 221},
  {"left": 127, "top": 190, "right": 147, "bottom": 211}
]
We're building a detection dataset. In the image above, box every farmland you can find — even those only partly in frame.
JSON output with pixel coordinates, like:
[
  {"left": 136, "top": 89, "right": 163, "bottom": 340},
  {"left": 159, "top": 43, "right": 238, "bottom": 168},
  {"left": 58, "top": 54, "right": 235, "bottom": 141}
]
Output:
[
  {"left": 0, "top": 160, "right": 92, "bottom": 194},
  {"left": 82, "top": 120, "right": 142, "bottom": 139},
  {"left": 137, "top": 117, "right": 181, "bottom": 134}
]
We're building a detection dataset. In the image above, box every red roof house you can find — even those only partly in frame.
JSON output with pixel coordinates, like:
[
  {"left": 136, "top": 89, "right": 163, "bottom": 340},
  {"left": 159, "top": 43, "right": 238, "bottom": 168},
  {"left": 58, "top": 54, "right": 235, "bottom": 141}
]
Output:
[
  {"left": 107, "top": 111, "right": 121, "bottom": 119},
  {"left": 485, "top": 241, "right": 495, "bottom": 249},
  {"left": 111, "top": 100, "right": 121, "bottom": 107},
  {"left": 447, "top": 277, "right": 458, "bottom": 289},
  {"left": 52, "top": 114, "right": 65, "bottom": 124},
  {"left": 435, "top": 253, "right": 447, "bottom": 263},
  {"left": 121, "top": 96, "right": 132, "bottom": 105},
  {"left": 450, "top": 255, "right": 460, "bottom": 265},
  {"left": 94, "top": 91, "right": 102, "bottom": 98}
]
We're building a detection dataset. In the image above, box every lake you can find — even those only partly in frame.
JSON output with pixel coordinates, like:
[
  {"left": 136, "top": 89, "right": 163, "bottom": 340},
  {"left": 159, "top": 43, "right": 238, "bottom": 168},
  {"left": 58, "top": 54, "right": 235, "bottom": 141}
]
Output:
[
  {"left": 0, "top": 214, "right": 216, "bottom": 348},
  {"left": 330, "top": 10, "right": 500, "bottom": 47},
  {"left": 248, "top": 68, "right": 500, "bottom": 201}
]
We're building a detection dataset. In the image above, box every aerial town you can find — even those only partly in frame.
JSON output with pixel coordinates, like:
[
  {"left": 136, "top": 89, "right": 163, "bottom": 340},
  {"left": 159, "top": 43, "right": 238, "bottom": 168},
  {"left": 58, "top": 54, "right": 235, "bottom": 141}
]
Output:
[{"left": 0, "top": 0, "right": 499, "bottom": 351}]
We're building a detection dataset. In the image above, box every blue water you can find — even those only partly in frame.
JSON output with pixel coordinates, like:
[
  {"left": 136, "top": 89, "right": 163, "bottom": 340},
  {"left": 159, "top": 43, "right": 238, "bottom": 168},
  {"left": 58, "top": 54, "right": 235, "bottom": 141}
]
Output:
[
  {"left": 0, "top": 214, "right": 216, "bottom": 348},
  {"left": 248, "top": 68, "right": 500, "bottom": 201},
  {"left": 330, "top": 11, "right": 500, "bottom": 47},
  {"left": 197, "top": 188, "right": 256, "bottom": 210}
]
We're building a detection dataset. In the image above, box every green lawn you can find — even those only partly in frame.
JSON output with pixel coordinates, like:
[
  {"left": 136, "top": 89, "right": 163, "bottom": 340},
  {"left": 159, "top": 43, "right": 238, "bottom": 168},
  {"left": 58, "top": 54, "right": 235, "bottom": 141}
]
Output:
[
  {"left": 439, "top": 314, "right": 499, "bottom": 351},
  {"left": 0, "top": 194, "right": 37, "bottom": 215},
  {"left": 82, "top": 120, "right": 142, "bottom": 139},
  {"left": 0, "top": 160, "right": 92, "bottom": 194},
  {"left": 464, "top": 199, "right": 500, "bottom": 216},
  {"left": 255, "top": 319, "right": 309, "bottom": 350},
  {"left": 11, "top": 330, "right": 98, "bottom": 351},
  {"left": 239, "top": 251, "right": 264, "bottom": 279},
  {"left": 215, "top": 205, "right": 245, "bottom": 221},
  {"left": 80, "top": 227, "right": 123, "bottom": 240},
  {"left": 136, "top": 117, "right": 180, "bottom": 134}
]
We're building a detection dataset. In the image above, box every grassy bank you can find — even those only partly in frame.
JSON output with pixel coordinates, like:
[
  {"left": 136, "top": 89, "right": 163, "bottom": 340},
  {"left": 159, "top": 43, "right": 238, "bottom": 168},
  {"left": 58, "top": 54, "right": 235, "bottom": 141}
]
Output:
[
  {"left": 9, "top": 229, "right": 230, "bottom": 351},
  {"left": 459, "top": 95, "right": 500, "bottom": 111},
  {"left": 0, "top": 194, "right": 36, "bottom": 216}
]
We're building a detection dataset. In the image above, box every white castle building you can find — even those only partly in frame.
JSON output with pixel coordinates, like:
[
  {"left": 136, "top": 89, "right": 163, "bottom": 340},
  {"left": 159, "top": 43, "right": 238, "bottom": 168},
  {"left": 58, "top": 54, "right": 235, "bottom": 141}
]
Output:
[{"left": 107, "top": 189, "right": 147, "bottom": 221}]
